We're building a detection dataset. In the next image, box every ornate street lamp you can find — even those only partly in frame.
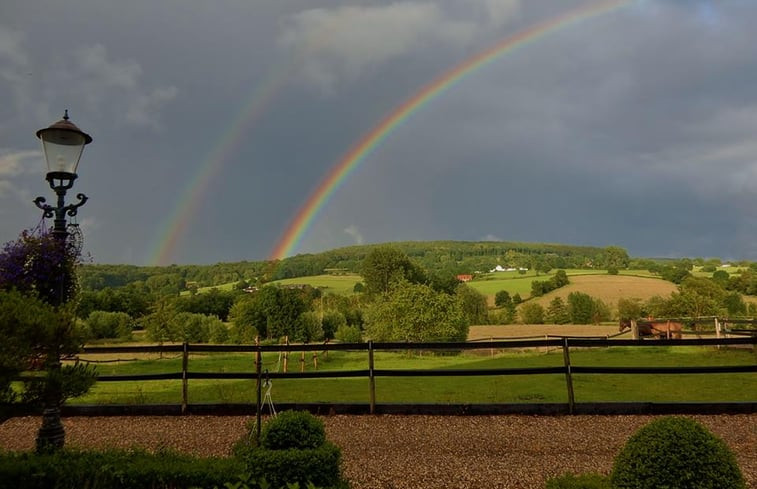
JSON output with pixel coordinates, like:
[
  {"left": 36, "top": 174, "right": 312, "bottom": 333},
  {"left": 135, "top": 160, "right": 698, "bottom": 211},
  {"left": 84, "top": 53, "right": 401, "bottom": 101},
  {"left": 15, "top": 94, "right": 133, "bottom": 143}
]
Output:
[
  {"left": 32, "top": 110, "right": 92, "bottom": 452},
  {"left": 34, "top": 110, "right": 92, "bottom": 240}
]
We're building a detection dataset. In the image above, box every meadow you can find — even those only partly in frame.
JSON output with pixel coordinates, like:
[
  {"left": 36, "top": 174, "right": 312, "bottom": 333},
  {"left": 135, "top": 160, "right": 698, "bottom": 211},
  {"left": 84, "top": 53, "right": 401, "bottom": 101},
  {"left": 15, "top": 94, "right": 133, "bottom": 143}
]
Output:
[{"left": 73, "top": 344, "right": 757, "bottom": 405}]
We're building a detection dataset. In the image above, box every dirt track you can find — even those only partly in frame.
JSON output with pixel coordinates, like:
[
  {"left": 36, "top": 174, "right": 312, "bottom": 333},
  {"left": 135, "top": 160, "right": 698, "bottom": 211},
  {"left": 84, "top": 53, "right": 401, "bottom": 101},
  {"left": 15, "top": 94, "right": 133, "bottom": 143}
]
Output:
[{"left": 1, "top": 414, "right": 755, "bottom": 488}]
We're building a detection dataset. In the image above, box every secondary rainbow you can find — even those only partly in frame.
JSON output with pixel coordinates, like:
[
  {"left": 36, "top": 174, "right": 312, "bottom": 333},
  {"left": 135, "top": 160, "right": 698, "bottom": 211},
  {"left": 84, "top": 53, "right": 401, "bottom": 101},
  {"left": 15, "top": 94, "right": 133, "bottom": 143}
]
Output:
[
  {"left": 270, "top": 0, "right": 632, "bottom": 261},
  {"left": 149, "top": 24, "right": 341, "bottom": 265}
]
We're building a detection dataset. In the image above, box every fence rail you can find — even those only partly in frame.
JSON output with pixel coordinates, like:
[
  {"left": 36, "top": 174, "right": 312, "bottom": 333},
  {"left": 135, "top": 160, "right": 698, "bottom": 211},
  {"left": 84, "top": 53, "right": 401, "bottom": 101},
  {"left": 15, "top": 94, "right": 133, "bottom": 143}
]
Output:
[{"left": 55, "top": 336, "right": 757, "bottom": 419}]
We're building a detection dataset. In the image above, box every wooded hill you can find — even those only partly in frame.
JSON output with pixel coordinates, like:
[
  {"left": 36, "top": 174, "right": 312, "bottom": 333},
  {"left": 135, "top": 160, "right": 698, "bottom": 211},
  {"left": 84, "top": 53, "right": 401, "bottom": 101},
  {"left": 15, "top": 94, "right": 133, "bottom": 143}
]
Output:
[{"left": 78, "top": 241, "right": 634, "bottom": 292}]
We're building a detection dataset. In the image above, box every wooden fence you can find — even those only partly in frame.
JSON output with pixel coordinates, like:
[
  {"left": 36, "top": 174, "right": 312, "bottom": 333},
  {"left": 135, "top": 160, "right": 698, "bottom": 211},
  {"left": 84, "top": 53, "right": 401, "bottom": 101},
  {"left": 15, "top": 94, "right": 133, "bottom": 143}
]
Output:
[{"left": 72, "top": 336, "right": 757, "bottom": 422}]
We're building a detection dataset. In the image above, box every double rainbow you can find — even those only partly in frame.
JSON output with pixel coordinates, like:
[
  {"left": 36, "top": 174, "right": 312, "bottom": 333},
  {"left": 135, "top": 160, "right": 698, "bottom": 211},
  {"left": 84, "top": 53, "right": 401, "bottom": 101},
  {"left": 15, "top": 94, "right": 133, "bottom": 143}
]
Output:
[{"left": 269, "top": 0, "right": 631, "bottom": 260}]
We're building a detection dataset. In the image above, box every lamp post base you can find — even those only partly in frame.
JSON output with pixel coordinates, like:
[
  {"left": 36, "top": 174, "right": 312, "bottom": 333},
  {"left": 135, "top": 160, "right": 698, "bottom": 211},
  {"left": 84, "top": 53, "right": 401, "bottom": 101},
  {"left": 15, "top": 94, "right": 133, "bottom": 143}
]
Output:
[{"left": 36, "top": 407, "right": 65, "bottom": 453}]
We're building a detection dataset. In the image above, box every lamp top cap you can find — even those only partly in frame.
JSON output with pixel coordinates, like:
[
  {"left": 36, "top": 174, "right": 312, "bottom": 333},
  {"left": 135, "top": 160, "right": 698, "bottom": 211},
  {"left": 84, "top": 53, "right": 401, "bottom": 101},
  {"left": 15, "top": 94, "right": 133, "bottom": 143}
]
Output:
[{"left": 36, "top": 110, "right": 93, "bottom": 144}]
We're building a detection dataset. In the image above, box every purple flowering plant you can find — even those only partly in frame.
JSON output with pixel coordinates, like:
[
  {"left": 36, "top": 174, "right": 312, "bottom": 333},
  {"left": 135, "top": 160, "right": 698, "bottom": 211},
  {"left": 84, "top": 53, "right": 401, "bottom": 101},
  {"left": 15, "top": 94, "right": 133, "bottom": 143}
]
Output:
[{"left": 0, "top": 227, "right": 80, "bottom": 306}]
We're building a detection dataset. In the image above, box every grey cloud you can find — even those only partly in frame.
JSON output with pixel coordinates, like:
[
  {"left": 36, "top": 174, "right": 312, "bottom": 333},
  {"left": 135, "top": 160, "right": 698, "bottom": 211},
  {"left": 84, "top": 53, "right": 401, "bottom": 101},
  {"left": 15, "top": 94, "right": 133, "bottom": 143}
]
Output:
[{"left": 278, "top": 2, "right": 478, "bottom": 91}]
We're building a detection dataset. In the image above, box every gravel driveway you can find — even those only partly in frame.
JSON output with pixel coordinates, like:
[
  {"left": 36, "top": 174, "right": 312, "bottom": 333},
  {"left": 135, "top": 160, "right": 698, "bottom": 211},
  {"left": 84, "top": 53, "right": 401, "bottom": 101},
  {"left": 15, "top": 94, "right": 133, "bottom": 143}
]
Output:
[{"left": 1, "top": 414, "right": 755, "bottom": 488}]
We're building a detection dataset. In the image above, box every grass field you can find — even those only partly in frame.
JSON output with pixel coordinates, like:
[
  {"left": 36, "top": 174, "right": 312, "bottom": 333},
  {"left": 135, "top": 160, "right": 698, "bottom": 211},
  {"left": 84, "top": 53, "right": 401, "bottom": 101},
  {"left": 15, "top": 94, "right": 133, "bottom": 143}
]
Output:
[
  {"left": 272, "top": 274, "right": 363, "bottom": 296},
  {"left": 71, "top": 345, "right": 756, "bottom": 405}
]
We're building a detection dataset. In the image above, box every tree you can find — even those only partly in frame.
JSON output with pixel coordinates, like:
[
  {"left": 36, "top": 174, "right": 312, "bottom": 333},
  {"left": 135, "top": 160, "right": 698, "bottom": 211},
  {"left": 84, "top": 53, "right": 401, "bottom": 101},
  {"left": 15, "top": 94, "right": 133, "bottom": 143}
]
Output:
[
  {"left": 229, "top": 286, "right": 310, "bottom": 341},
  {"left": 0, "top": 229, "right": 95, "bottom": 452},
  {"left": 321, "top": 311, "right": 346, "bottom": 340},
  {"left": 567, "top": 292, "right": 594, "bottom": 324},
  {"left": 360, "top": 247, "right": 426, "bottom": 294},
  {"left": 602, "top": 246, "right": 629, "bottom": 270},
  {"left": 363, "top": 281, "right": 468, "bottom": 342},
  {"left": 617, "top": 298, "right": 643, "bottom": 322},
  {"left": 494, "top": 290, "right": 511, "bottom": 308},
  {"left": 456, "top": 284, "right": 488, "bottom": 325},
  {"left": 545, "top": 297, "right": 570, "bottom": 324},
  {"left": 519, "top": 302, "right": 545, "bottom": 324}
]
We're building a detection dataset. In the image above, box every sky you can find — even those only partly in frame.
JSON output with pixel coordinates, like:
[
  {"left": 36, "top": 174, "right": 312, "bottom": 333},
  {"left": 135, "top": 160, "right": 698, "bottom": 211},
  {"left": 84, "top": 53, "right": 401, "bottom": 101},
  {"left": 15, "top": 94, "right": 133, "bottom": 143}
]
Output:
[{"left": 2, "top": 0, "right": 757, "bottom": 266}]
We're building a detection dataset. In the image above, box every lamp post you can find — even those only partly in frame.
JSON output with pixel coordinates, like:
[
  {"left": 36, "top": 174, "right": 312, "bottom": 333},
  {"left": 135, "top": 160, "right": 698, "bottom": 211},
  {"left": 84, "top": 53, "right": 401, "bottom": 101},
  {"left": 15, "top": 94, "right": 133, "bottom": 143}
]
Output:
[
  {"left": 34, "top": 110, "right": 92, "bottom": 242},
  {"left": 32, "top": 110, "right": 92, "bottom": 452}
]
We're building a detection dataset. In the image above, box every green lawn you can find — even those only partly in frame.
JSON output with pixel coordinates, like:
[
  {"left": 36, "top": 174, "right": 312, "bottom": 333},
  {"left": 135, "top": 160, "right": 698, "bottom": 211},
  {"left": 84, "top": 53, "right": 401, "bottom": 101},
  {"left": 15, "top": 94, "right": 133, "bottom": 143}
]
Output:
[
  {"left": 271, "top": 274, "right": 363, "bottom": 296},
  {"left": 71, "top": 346, "right": 757, "bottom": 405}
]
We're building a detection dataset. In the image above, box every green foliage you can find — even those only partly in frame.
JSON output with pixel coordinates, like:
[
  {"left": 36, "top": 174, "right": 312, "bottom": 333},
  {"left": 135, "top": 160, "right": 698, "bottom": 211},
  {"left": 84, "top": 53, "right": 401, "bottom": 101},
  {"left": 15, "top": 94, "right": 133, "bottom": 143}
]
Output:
[
  {"left": 229, "top": 286, "right": 310, "bottom": 341},
  {"left": 617, "top": 298, "right": 643, "bottom": 322},
  {"left": 545, "top": 297, "right": 570, "bottom": 324},
  {"left": 494, "top": 290, "right": 511, "bottom": 308},
  {"left": 352, "top": 282, "right": 365, "bottom": 293},
  {"left": 519, "top": 302, "right": 544, "bottom": 324},
  {"left": 566, "top": 292, "right": 609, "bottom": 324},
  {"left": 610, "top": 416, "right": 746, "bottom": 489},
  {"left": 360, "top": 246, "right": 427, "bottom": 294},
  {"left": 174, "top": 288, "right": 237, "bottom": 321},
  {"left": 296, "top": 312, "right": 324, "bottom": 343},
  {"left": 530, "top": 269, "right": 570, "bottom": 297},
  {"left": 144, "top": 298, "right": 178, "bottom": 343},
  {"left": 320, "top": 311, "right": 346, "bottom": 340},
  {"left": 238, "top": 443, "right": 343, "bottom": 489},
  {"left": 21, "top": 361, "right": 97, "bottom": 405},
  {"left": 85, "top": 311, "right": 134, "bottom": 340},
  {"left": 364, "top": 281, "right": 468, "bottom": 342},
  {"left": 455, "top": 283, "right": 488, "bottom": 325},
  {"left": 334, "top": 324, "right": 362, "bottom": 343},
  {"left": 234, "top": 411, "right": 345, "bottom": 489},
  {"left": 545, "top": 473, "right": 610, "bottom": 489},
  {"left": 260, "top": 411, "right": 326, "bottom": 450},
  {"left": 0, "top": 290, "right": 57, "bottom": 402},
  {"left": 0, "top": 448, "right": 242, "bottom": 489}
]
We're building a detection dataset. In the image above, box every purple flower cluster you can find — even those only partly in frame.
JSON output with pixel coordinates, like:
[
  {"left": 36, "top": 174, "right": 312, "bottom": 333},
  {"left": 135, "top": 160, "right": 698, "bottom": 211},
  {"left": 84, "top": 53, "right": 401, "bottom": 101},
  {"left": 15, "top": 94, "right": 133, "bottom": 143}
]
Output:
[{"left": 0, "top": 228, "right": 81, "bottom": 306}]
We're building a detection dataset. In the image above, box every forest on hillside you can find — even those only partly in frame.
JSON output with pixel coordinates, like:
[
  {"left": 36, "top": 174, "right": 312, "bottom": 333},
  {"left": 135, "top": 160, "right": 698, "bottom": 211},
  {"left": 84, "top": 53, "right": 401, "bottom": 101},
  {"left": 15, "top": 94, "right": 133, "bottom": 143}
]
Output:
[{"left": 78, "top": 240, "right": 638, "bottom": 293}]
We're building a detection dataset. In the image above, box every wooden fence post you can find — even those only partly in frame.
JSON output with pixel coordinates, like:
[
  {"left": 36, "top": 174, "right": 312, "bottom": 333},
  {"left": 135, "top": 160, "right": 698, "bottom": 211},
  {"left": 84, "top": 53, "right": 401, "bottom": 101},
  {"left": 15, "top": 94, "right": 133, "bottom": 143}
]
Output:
[
  {"left": 283, "top": 336, "right": 289, "bottom": 373},
  {"left": 300, "top": 351, "right": 306, "bottom": 372},
  {"left": 631, "top": 320, "right": 639, "bottom": 340},
  {"left": 313, "top": 351, "right": 318, "bottom": 370},
  {"left": 181, "top": 342, "right": 189, "bottom": 414},
  {"left": 368, "top": 340, "right": 376, "bottom": 414},
  {"left": 562, "top": 338, "right": 575, "bottom": 414},
  {"left": 255, "top": 336, "right": 262, "bottom": 442}
]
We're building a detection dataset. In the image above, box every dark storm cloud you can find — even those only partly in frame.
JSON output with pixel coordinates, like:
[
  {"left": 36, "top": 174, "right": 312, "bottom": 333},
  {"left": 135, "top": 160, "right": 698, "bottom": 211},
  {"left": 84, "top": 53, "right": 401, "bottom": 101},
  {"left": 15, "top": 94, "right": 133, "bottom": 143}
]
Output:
[{"left": 2, "top": 0, "right": 756, "bottom": 264}]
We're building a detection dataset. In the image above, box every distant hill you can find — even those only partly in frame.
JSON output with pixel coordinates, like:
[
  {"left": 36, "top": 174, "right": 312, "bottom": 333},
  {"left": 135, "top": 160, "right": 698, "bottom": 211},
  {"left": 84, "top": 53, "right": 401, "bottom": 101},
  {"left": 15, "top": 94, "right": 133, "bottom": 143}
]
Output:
[{"left": 78, "top": 239, "right": 693, "bottom": 292}]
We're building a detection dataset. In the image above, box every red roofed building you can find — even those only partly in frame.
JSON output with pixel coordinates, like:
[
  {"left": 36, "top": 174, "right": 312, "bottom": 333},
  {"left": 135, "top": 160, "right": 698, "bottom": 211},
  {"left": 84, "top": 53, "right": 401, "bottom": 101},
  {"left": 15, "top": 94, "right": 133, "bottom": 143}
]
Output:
[{"left": 456, "top": 274, "right": 473, "bottom": 282}]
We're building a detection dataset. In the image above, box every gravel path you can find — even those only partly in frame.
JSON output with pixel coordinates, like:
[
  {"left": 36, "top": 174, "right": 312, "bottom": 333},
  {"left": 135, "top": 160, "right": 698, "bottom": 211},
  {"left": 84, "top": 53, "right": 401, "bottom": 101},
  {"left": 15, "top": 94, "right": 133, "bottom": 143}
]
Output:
[{"left": 1, "top": 414, "right": 755, "bottom": 488}]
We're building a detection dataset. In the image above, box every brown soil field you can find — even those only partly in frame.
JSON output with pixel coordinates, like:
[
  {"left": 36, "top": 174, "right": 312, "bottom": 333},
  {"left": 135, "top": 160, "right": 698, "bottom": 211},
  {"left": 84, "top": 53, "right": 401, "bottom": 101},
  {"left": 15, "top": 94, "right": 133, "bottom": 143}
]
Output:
[
  {"left": 468, "top": 324, "right": 621, "bottom": 340},
  {"left": 531, "top": 274, "right": 677, "bottom": 309}
]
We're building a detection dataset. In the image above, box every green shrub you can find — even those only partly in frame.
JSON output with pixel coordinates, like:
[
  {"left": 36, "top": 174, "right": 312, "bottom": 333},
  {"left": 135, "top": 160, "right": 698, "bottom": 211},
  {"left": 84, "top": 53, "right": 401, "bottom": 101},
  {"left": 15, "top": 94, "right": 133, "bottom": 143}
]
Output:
[
  {"left": 610, "top": 416, "right": 745, "bottom": 489},
  {"left": 545, "top": 472, "right": 610, "bottom": 489},
  {"left": 234, "top": 411, "right": 345, "bottom": 489},
  {"left": 86, "top": 311, "right": 134, "bottom": 340},
  {"left": 0, "top": 448, "right": 241, "bottom": 489},
  {"left": 238, "top": 443, "right": 343, "bottom": 489},
  {"left": 334, "top": 324, "right": 362, "bottom": 343},
  {"left": 261, "top": 410, "right": 326, "bottom": 450}
]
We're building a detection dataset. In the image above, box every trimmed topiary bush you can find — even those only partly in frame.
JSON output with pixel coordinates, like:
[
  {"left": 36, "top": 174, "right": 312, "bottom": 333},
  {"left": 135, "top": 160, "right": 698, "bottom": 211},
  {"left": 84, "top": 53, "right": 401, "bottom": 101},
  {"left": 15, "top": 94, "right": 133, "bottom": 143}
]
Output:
[
  {"left": 234, "top": 411, "right": 346, "bottom": 489},
  {"left": 261, "top": 410, "right": 326, "bottom": 450},
  {"left": 610, "top": 416, "right": 745, "bottom": 489},
  {"left": 545, "top": 472, "right": 610, "bottom": 489}
]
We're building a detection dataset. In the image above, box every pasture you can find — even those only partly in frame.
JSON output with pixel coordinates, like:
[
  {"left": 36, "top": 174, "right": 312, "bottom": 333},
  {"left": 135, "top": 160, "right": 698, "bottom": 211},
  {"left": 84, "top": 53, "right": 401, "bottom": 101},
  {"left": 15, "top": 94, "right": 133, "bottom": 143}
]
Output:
[
  {"left": 272, "top": 273, "right": 363, "bottom": 296},
  {"left": 72, "top": 343, "right": 757, "bottom": 406}
]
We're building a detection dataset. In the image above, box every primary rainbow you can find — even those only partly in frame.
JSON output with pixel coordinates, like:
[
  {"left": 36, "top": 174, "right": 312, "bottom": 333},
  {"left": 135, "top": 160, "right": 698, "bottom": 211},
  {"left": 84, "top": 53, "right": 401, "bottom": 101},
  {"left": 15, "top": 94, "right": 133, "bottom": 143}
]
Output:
[{"left": 270, "top": 0, "right": 632, "bottom": 261}]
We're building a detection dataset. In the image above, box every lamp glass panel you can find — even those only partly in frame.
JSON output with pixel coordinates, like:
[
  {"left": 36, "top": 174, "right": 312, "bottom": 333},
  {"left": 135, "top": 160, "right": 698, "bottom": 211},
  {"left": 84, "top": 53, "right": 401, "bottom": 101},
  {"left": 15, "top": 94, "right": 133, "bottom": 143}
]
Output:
[{"left": 40, "top": 129, "right": 86, "bottom": 174}]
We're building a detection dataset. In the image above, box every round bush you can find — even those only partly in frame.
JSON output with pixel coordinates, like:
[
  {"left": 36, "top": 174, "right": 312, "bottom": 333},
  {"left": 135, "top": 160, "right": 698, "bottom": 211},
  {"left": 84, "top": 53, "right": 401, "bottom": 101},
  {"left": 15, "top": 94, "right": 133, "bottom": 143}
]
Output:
[
  {"left": 610, "top": 416, "right": 745, "bottom": 489},
  {"left": 260, "top": 410, "right": 326, "bottom": 450}
]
